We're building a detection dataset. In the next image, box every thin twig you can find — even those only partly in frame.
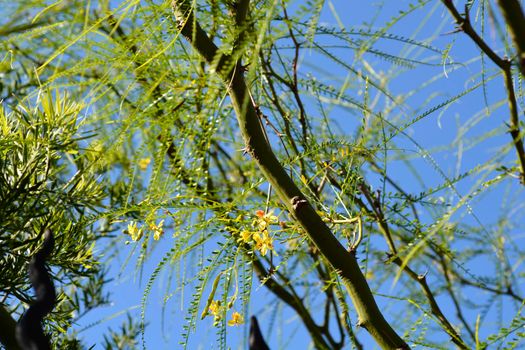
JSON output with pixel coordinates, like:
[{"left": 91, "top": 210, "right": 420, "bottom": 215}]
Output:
[
  {"left": 438, "top": 255, "right": 476, "bottom": 341},
  {"left": 280, "top": 2, "right": 308, "bottom": 145}
]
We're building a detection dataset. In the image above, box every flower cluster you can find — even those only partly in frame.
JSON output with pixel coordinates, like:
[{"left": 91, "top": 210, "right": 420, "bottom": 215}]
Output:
[
  {"left": 125, "top": 219, "right": 165, "bottom": 241},
  {"left": 205, "top": 300, "right": 244, "bottom": 327},
  {"left": 127, "top": 221, "right": 143, "bottom": 241},
  {"left": 237, "top": 210, "right": 277, "bottom": 256},
  {"left": 253, "top": 231, "right": 274, "bottom": 256},
  {"left": 208, "top": 300, "right": 221, "bottom": 321},
  {"left": 254, "top": 210, "right": 277, "bottom": 231},
  {"left": 149, "top": 219, "right": 165, "bottom": 240}
]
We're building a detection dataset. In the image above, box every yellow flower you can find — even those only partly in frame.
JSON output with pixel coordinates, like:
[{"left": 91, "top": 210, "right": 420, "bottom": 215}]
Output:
[
  {"left": 209, "top": 300, "right": 221, "bottom": 320},
  {"left": 127, "top": 221, "right": 143, "bottom": 241},
  {"left": 239, "top": 230, "right": 252, "bottom": 243},
  {"left": 138, "top": 158, "right": 151, "bottom": 170},
  {"left": 253, "top": 231, "right": 274, "bottom": 256},
  {"left": 150, "top": 220, "right": 165, "bottom": 240},
  {"left": 227, "top": 312, "right": 244, "bottom": 326},
  {"left": 253, "top": 210, "right": 278, "bottom": 231}
]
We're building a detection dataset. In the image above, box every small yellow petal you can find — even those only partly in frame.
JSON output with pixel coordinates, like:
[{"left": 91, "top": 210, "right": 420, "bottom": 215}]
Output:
[
  {"left": 127, "top": 221, "right": 143, "bottom": 241},
  {"left": 300, "top": 174, "right": 307, "bottom": 184},
  {"left": 239, "top": 230, "right": 252, "bottom": 243},
  {"left": 138, "top": 158, "right": 151, "bottom": 170},
  {"left": 150, "top": 219, "right": 165, "bottom": 240},
  {"left": 227, "top": 312, "right": 244, "bottom": 326}
]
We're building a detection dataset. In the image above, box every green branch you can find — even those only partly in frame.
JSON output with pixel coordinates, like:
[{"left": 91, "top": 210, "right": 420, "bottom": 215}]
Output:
[
  {"left": 496, "top": 0, "right": 525, "bottom": 76},
  {"left": 170, "top": 1, "right": 408, "bottom": 348}
]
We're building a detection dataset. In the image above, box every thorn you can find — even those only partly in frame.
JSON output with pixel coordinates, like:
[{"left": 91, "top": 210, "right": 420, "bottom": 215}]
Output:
[
  {"left": 356, "top": 319, "right": 367, "bottom": 330},
  {"left": 441, "top": 28, "right": 463, "bottom": 36}
]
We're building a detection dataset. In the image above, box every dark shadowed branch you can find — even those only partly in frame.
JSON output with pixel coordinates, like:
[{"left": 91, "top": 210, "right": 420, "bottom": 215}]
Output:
[{"left": 16, "top": 230, "right": 56, "bottom": 350}]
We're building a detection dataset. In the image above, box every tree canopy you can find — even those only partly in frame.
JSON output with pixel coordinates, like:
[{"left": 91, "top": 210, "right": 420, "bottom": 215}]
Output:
[{"left": 1, "top": 0, "right": 525, "bottom": 349}]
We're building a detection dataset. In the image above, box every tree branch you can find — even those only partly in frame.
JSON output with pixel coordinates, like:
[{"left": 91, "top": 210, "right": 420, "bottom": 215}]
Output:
[{"left": 170, "top": 1, "right": 408, "bottom": 348}]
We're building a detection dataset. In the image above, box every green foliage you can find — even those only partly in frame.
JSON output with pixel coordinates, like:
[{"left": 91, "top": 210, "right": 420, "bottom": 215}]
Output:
[
  {"left": 0, "top": 90, "right": 102, "bottom": 344},
  {"left": 0, "top": 89, "right": 145, "bottom": 348},
  {"left": 102, "top": 314, "right": 142, "bottom": 350},
  {"left": 0, "top": 90, "right": 99, "bottom": 287}
]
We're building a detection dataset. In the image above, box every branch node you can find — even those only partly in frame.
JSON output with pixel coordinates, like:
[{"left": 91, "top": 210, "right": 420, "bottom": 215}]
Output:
[
  {"left": 356, "top": 318, "right": 367, "bottom": 329},
  {"left": 291, "top": 196, "right": 308, "bottom": 211},
  {"left": 384, "top": 252, "right": 394, "bottom": 263},
  {"left": 417, "top": 272, "right": 427, "bottom": 281}
]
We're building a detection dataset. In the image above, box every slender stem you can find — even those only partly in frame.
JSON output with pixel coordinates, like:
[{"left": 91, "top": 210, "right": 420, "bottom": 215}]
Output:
[
  {"left": 438, "top": 255, "right": 476, "bottom": 341},
  {"left": 503, "top": 63, "right": 525, "bottom": 182},
  {"left": 170, "top": 1, "right": 408, "bottom": 348},
  {"left": 280, "top": 2, "right": 308, "bottom": 145}
]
